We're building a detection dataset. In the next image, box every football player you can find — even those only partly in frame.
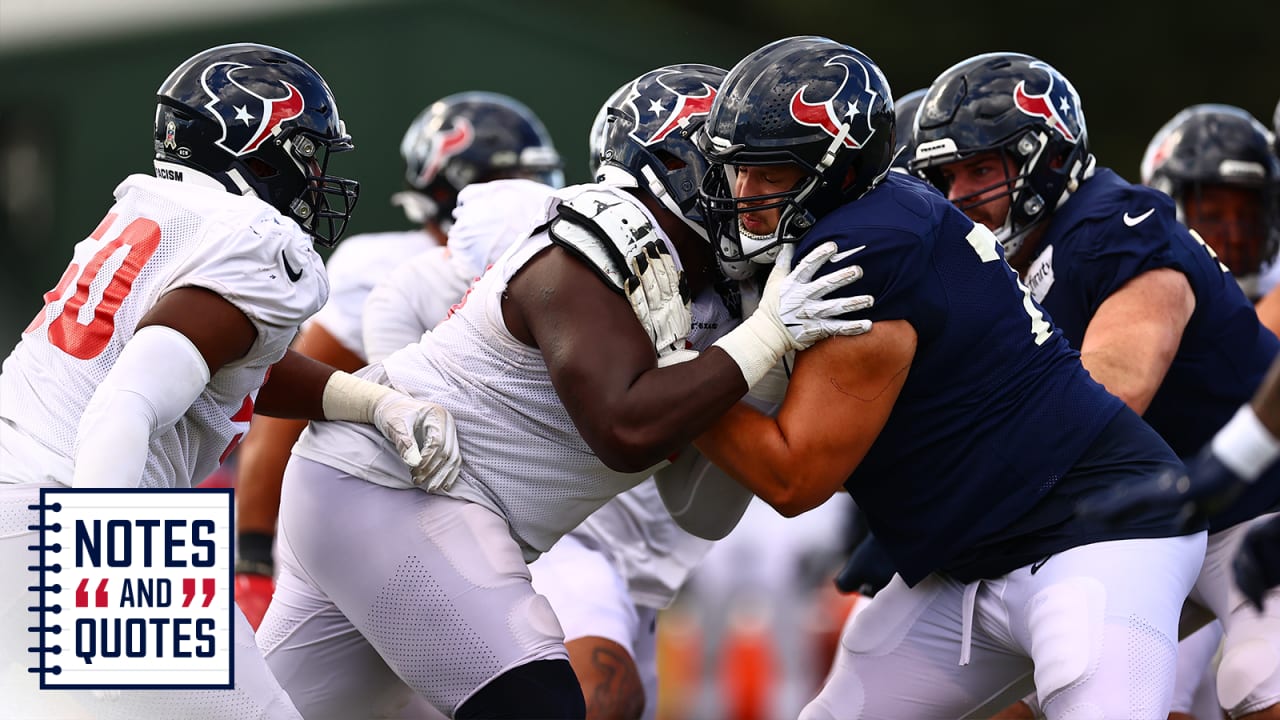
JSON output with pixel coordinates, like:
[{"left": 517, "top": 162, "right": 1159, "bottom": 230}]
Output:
[
  {"left": 911, "top": 52, "right": 1280, "bottom": 719},
  {"left": 253, "top": 63, "right": 870, "bottom": 720},
  {"left": 232, "top": 91, "right": 564, "bottom": 628},
  {"left": 689, "top": 36, "right": 1206, "bottom": 718},
  {"left": 357, "top": 75, "right": 757, "bottom": 720},
  {"left": 0, "top": 43, "right": 457, "bottom": 720},
  {"left": 1140, "top": 104, "right": 1280, "bottom": 302}
]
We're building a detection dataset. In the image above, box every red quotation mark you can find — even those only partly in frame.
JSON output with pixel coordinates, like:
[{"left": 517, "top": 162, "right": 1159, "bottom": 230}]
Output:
[
  {"left": 26, "top": 214, "right": 162, "bottom": 359},
  {"left": 75, "top": 578, "right": 109, "bottom": 608},
  {"left": 181, "top": 578, "right": 217, "bottom": 608}
]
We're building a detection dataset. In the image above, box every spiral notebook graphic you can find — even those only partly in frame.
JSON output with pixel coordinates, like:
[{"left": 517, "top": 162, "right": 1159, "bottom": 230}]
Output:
[{"left": 27, "top": 487, "right": 234, "bottom": 690}]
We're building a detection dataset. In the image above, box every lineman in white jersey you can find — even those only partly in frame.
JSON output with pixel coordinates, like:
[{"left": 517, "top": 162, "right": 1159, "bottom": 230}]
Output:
[
  {"left": 365, "top": 174, "right": 767, "bottom": 718},
  {"left": 233, "top": 93, "right": 564, "bottom": 626},
  {"left": 0, "top": 43, "right": 458, "bottom": 720},
  {"left": 256, "top": 63, "right": 872, "bottom": 720}
]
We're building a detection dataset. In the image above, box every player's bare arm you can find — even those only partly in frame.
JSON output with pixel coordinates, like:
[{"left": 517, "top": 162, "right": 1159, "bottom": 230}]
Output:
[
  {"left": 695, "top": 320, "right": 916, "bottom": 516},
  {"left": 137, "top": 285, "right": 258, "bottom": 373},
  {"left": 504, "top": 244, "right": 748, "bottom": 473},
  {"left": 1079, "top": 267, "right": 1195, "bottom": 414}
]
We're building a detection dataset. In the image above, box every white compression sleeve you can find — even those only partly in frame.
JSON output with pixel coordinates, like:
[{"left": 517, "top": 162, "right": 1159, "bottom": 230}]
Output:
[{"left": 73, "top": 325, "right": 211, "bottom": 489}]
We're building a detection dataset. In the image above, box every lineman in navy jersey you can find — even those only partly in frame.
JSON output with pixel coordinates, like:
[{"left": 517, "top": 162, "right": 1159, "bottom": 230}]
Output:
[
  {"left": 691, "top": 36, "right": 1206, "bottom": 719},
  {"left": 912, "top": 52, "right": 1280, "bottom": 719}
]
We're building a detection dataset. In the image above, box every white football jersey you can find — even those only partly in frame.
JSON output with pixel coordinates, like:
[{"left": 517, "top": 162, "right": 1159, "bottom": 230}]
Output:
[
  {"left": 308, "top": 228, "right": 433, "bottom": 359},
  {"left": 0, "top": 175, "right": 327, "bottom": 488},
  {"left": 295, "top": 184, "right": 730, "bottom": 560},
  {"left": 362, "top": 179, "right": 557, "bottom": 363}
]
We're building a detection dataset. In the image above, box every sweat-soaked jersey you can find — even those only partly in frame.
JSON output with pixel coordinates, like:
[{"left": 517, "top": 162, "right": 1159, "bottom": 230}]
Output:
[{"left": 0, "top": 175, "right": 327, "bottom": 488}]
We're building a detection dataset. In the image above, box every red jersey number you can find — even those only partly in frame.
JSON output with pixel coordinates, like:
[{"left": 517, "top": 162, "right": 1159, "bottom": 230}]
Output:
[{"left": 27, "top": 214, "right": 163, "bottom": 360}]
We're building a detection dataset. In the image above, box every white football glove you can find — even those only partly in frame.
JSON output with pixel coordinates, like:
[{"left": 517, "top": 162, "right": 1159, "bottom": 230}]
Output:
[
  {"left": 371, "top": 393, "right": 462, "bottom": 492},
  {"left": 624, "top": 241, "right": 699, "bottom": 365},
  {"left": 713, "top": 242, "right": 874, "bottom": 388}
]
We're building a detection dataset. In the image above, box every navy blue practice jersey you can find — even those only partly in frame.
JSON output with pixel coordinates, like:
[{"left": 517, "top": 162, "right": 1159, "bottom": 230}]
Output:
[
  {"left": 1024, "top": 167, "right": 1279, "bottom": 460},
  {"left": 794, "top": 172, "right": 1137, "bottom": 585}
]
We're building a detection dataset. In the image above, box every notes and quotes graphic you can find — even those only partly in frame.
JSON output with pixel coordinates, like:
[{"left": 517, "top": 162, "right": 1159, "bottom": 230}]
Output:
[{"left": 28, "top": 488, "right": 234, "bottom": 689}]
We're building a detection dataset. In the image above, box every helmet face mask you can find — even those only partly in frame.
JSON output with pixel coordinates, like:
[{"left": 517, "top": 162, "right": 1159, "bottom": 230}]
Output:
[
  {"left": 910, "top": 53, "right": 1092, "bottom": 259},
  {"left": 396, "top": 92, "right": 563, "bottom": 227},
  {"left": 153, "top": 43, "right": 359, "bottom": 247},
  {"left": 696, "top": 36, "right": 895, "bottom": 280},
  {"left": 594, "top": 64, "right": 727, "bottom": 246}
]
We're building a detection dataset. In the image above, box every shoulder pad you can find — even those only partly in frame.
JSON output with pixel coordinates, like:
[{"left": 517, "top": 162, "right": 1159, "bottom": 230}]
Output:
[{"left": 548, "top": 189, "right": 660, "bottom": 294}]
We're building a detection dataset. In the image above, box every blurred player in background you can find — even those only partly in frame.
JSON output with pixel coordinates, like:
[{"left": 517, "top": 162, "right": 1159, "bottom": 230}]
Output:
[
  {"left": 912, "top": 52, "right": 1280, "bottom": 719},
  {"left": 0, "top": 43, "right": 457, "bottom": 720},
  {"left": 232, "top": 91, "right": 563, "bottom": 627},
  {"left": 1141, "top": 104, "right": 1280, "bottom": 304}
]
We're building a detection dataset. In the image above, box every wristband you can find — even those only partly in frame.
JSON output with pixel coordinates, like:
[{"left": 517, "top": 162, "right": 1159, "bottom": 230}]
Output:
[
  {"left": 321, "top": 371, "right": 394, "bottom": 424},
  {"left": 1210, "top": 405, "right": 1280, "bottom": 482}
]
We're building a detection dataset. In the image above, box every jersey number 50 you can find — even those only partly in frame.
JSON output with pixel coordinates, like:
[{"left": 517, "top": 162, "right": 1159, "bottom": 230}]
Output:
[{"left": 25, "top": 214, "right": 161, "bottom": 360}]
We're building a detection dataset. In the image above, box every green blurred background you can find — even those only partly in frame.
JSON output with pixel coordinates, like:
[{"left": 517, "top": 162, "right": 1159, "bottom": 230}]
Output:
[{"left": 1, "top": 0, "right": 1277, "bottom": 343}]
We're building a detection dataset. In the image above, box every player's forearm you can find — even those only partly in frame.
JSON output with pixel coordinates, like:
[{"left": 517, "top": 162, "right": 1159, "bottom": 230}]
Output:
[
  {"left": 693, "top": 401, "right": 828, "bottom": 517},
  {"left": 254, "top": 349, "right": 331, "bottom": 419},
  {"left": 578, "top": 350, "right": 749, "bottom": 473}
]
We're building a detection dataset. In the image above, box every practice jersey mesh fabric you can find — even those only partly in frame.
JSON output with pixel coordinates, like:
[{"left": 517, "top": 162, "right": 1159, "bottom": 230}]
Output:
[
  {"left": 0, "top": 175, "right": 326, "bottom": 488},
  {"left": 296, "top": 185, "right": 689, "bottom": 560}
]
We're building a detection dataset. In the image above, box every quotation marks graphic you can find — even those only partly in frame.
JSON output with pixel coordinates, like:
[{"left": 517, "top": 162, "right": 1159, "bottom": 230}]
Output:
[
  {"left": 181, "top": 578, "right": 217, "bottom": 608},
  {"left": 75, "top": 579, "right": 109, "bottom": 608}
]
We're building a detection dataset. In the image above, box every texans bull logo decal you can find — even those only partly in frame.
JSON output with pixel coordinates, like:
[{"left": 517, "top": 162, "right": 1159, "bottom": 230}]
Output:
[
  {"left": 789, "top": 54, "right": 879, "bottom": 149},
  {"left": 202, "top": 61, "right": 305, "bottom": 157},
  {"left": 1012, "top": 61, "right": 1084, "bottom": 142},
  {"left": 413, "top": 117, "right": 476, "bottom": 186},
  {"left": 625, "top": 69, "right": 717, "bottom": 146}
]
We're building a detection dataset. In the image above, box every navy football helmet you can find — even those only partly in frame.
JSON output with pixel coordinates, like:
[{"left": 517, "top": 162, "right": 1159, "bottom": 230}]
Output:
[
  {"left": 395, "top": 92, "right": 563, "bottom": 227},
  {"left": 910, "top": 52, "right": 1093, "bottom": 258},
  {"left": 891, "top": 88, "right": 927, "bottom": 171},
  {"left": 587, "top": 82, "right": 631, "bottom": 181},
  {"left": 1141, "top": 104, "right": 1280, "bottom": 292},
  {"left": 154, "top": 43, "right": 359, "bottom": 247},
  {"left": 594, "top": 63, "right": 726, "bottom": 242},
  {"left": 697, "top": 36, "right": 895, "bottom": 279}
]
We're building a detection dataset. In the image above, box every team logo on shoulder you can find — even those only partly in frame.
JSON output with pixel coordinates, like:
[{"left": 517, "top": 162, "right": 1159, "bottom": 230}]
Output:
[
  {"left": 1012, "top": 61, "right": 1084, "bottom": 143},
  {"left": 625, "top": 69, "right": 717, "bottom": 146},
  {"left": 789, "top": 54, "right": 880, "bottom": 150},
  {"left": 201, "top": 61, "right": 304, "bottom": 157},
  {"left": 411, "top": 118, "right": 475, "bottom": 187}
]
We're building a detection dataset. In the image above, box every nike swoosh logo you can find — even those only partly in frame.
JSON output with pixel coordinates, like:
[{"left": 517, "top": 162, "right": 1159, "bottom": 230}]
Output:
[
  {"left": 1123, "top": 209, "right": 1155, "bottom": 227},
  {"left": 281, "top": 250, "right": 303, "bottom": 282},
  {"left": 830, "top": 245, "right": 867, "bottom": 263}
]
